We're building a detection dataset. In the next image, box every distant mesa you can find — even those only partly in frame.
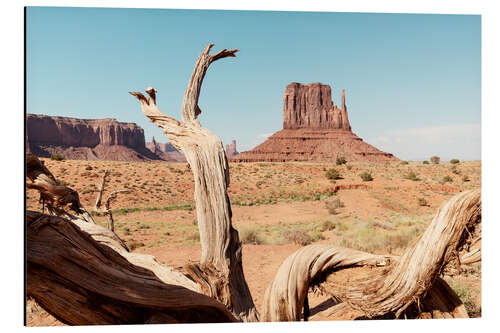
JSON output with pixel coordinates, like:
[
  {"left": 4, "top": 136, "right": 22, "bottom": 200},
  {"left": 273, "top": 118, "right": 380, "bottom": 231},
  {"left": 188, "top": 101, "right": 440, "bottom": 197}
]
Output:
[
  {"left": 233, "top": 82, "right": 398, "bottom": 163},
  {"left": 26, "top": 114, "right": 177, "bottom": 162},
  {"left": 225, "top": 140, "right": 239, "bottom": 158}
]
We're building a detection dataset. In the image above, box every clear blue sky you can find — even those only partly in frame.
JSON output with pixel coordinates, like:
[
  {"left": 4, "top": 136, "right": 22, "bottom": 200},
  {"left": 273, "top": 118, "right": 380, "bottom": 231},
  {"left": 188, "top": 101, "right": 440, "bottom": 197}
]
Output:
[{"left": 26, "top": 7, "right": 481, "bottom": 161}]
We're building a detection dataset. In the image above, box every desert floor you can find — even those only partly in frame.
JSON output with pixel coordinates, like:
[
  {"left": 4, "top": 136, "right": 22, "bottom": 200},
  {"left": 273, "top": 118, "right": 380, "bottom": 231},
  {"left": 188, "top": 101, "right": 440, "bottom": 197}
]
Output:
[{"left": 26, "top": 159, "right": 482, "bottom": 325}]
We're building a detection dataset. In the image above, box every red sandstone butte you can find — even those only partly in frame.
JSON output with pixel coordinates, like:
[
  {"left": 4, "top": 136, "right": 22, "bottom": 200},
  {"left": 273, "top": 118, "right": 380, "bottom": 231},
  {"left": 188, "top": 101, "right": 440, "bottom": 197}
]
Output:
[
  {"left": 225, "top": 140, "right": 239, "bottom": 158},
  {"left": 233, "top": 82, "right": 398, "bottom": 163},
  {"left": 27, "top": 114, "right": 164, "bottom": 162}
]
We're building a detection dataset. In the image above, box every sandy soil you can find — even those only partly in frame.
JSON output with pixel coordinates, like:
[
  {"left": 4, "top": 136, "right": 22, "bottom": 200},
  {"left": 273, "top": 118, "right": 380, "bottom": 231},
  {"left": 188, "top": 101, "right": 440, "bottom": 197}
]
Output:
[{"left": 26, "top": 159, "right": 481, "bottom": 326}]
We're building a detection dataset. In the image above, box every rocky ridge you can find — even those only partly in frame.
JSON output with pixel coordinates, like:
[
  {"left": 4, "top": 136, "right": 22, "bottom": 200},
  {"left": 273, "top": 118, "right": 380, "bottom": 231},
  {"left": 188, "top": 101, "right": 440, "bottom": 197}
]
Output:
[{"left": 27, "top": 114, "right": 162, "bottom": 161}]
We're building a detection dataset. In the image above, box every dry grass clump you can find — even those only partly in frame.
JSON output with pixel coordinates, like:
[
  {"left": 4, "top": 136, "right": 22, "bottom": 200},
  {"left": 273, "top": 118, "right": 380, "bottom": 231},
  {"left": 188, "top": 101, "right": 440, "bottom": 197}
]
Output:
[
  {"left": 417, "top": 197, "right": 428, "bottom": 206},
  {"left": 126, "top": 240, "right": 145, "bottom": 251},
  {"left": 444, "top": 278, "right": 481, "bottom": 317},
  {"left": 336, "top": 156, "right": 347, "bottom": 165},
  {"left": 360, "top": 171, "right": 373, "bottom": 182},
  {"left": 403, "top": 171, "right": 420, "bottom": 181},
  {"left": 324, "top": 198, "right": 345, "bottom": 215},
  {"left": 283, "top": 230, "right": 313, "bottom": 246},
  {"left": 442, "top": 175, "right": 453, "bottom": 183},
  {"left": 325, "top": 168, "right": 341, "bottom": 181},
  {"left": 240, "top": 227, "right": 266, "bottom": 245}
]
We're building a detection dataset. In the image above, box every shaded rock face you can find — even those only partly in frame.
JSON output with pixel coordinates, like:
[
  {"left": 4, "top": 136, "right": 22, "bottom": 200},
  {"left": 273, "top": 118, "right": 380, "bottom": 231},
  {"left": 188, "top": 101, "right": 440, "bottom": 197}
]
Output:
[
  {"left": 146, "top": 137, "right": 186, "bottom": 162},
  {"left": 233, "top": 82, "right": 398, "bottom": 163},
  {"left": 27, "top": 114, "right": 161, "bottom": 162},
  {"left": 283, "top": 82, "right": 351, "bottom": 131},
  {"left": 225, "top": 140, "right": 239, "bottom": 158}
]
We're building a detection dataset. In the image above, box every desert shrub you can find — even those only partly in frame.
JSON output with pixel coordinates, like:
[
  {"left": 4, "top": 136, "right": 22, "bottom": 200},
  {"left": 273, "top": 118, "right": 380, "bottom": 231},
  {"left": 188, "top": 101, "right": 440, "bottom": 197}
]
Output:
[
  {"left": 360, "top": 171, "right": 373, "bottom": 182},
  {"left": 126, "top": 240, "right": 145, "bottom": 251},
  {"left": 346, "top": 164, "right": 353, "bottom": 170},
  {"left": 400, "top": 161, "right": 409, "bottom": 165},
  {"left": 319, "top": 220, "right": 336, "bottom": 232},
  {"left": 325, "top": 198, "right": 345, "bottom": 215},
  {"left": 336, "top": 156, "right": 347, "bottom": 165},
  {"left": 283, "top": 230, "right": 313, "bottom": 246},
  {"left": 240, "top": 227, "right": 265, "bottom": 245},
  {"left": 422, "top": 160, "right": 429, "bottom": 164},
  {"left": 450, "top": 159, "right": 460, "bottom": 164},
  {"left": 50, "top": 153, "right": 64, "bottom": 161},
  {"left": 430, "top": 156, "right": 440, "bottom": 164},
  {"left": 403, "top": 171, "right": 420, "bottom": 181},
  {"left": 447, "top": 280, "right": 481, "bottom": 317},
  {"left": 462, "top": 175, "right": 470, "bottom": 182},
  {"left": 451, "top": 165, "right": 460, "bottom": 175},
  {"left": 185, "top": 231, "right": 200, "bottom": 243},
  {"left": 442, "top": 175, "right": 453, "bottom": 183},
  {"left": 85, "top": 165, "right": 93, "bottom": 170},
  {"left": 325, "top": 168, "right": 341, "bottom": 180},
  {"left": 417, "top": 198, "right": 428, "bottom": 206}
]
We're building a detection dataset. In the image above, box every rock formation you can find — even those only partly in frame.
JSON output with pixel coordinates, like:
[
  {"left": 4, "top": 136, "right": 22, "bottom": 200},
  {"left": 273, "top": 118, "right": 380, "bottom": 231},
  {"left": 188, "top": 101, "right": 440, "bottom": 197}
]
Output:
[
  {"left": 233, "top": 82, "right": 398, "bottom": 163},
  {"left": 146, "top": 137, "right": 186, "bottom": 162},
  {"left": 225, "top": 140, "right": 239, "bottom": 158},
  {"left": 27, "top": 114, "right": 162, "bottom": 161}
]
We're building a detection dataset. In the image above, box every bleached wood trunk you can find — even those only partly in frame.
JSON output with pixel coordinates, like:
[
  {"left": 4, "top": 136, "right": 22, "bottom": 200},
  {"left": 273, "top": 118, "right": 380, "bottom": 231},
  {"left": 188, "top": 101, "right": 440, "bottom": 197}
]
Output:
[
  {"left": 262, "top": 189, "right": 480, "bottom": 321},
  {"left": 130, "top": 43, "right": 258, "bottom": 322}
]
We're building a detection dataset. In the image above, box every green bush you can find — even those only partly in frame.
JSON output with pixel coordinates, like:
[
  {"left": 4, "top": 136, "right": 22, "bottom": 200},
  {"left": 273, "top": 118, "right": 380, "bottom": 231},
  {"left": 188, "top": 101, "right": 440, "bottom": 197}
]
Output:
[
  {"left": 417, "top": 198, "right": 428, "bottom": 206},
  {"left": 442, "top": 175, "right": 453, "bottom": 183},
  {"left": 450, "top": 159, "right": 460, "bottom": 164},
  {"left": 360, "top": 171, "right": 373, "bottom": 182},
  {"left": 336, "top": 156, "right": 347, "bottom": 165},
  {"left": 50, "top": 153, "right": 64, "bottom": 161},
  {"left": 422, "top": 160, "right": 430, "bottom": 165},
  {"left": 430, "top": 156, "right": 440, "bottom": 164},
  {"left": 403, "top": 171, "right": 420, "bottom": 181},
  {"left": 325, "top": 168, "right": 341, "bottom": 180}
]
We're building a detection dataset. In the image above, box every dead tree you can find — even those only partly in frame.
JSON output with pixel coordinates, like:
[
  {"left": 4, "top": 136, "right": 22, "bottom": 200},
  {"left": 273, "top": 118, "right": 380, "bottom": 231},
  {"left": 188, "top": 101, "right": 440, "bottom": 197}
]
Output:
[
  {"left": 129, "top": 43, "right": 258, "bottom": 322},
  {"left": 26, "top": 44, "right": 481, "bottom": 325},
  {"left": 93, "top": 169, "right": 128, "bottom": 232}
]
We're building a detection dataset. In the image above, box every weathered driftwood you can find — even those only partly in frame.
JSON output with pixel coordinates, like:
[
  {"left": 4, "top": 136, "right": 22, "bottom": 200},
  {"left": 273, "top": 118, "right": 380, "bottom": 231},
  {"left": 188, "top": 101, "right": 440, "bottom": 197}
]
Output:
[
  {"left": 130, "top": 43, "right": 258, "bottom": 322},
  {"left": 93, "top": 169, "right": 128, "bottom": 232},
  {"left": 27, "top": 211, "right": 236, "bottom": 325},
  {"left": 262, "top": 189, "right": 480, "bottom": 321},
  {"left": 26, "top": 154, "right": 226, "bottom": 324},
  {"left": 26, "top": 152, "right": 95, "bottom": 224}
]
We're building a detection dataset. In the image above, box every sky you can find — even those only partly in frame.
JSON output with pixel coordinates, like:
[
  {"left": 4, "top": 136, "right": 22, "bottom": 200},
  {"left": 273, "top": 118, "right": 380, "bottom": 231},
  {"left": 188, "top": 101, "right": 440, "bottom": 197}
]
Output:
[{"left": 26, "top": 7, "right": 481, "bottom": 161}]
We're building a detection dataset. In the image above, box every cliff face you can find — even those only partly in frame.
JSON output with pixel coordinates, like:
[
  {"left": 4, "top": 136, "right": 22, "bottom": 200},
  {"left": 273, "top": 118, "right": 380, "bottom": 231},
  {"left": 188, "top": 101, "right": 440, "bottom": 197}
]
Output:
[
  {"left": 283, "top": 82, "right": 351, "bottom": 131},
  {"left": 233, "top": 82, "right": 397, "bottom": 163},
  {"left": 27, "top": 114, "right": 160, "bottom": 161},
  {"left": 27, "top": 114, "right": 146, "bottom": 149}
]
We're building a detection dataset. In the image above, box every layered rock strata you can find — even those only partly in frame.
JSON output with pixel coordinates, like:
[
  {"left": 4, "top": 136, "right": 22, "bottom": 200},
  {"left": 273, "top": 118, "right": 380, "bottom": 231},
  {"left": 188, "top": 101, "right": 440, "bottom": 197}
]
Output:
[{"left": 27, "top": 114, "right": 162, "bottom": 161}]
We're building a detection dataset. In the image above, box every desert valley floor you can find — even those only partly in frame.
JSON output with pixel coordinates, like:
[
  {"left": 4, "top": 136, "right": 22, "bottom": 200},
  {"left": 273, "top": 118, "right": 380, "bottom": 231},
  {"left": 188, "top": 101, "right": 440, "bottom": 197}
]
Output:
[{"left": 26, "top": 159, "right": 482, "bottom": 325}]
